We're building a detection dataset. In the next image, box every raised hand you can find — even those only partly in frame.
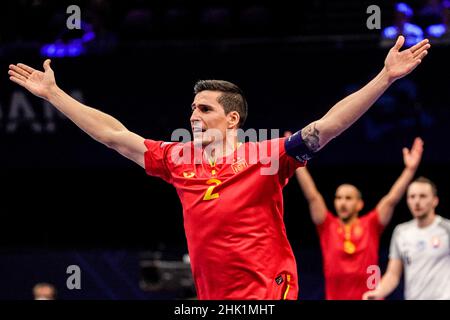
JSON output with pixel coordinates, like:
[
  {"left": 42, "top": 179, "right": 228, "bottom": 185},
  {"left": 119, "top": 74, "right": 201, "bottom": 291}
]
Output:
[
  {"left": 8, "top": 59, "right": 57, "bottom": 100},
  {"left": 403, "top": 137, "right": 424, "bottom": 170},
  {"left": 384, "top": 36, "right": 430, "bottom": 82}
]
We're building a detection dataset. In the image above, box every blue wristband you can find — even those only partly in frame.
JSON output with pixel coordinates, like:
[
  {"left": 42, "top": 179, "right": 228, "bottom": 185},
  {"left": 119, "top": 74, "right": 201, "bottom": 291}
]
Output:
[{"left": 284, "top": 131, "right": 314, "bottom": 162}]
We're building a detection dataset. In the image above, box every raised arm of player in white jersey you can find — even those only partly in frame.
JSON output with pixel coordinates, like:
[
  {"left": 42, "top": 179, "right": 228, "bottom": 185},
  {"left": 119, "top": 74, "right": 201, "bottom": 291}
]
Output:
[{"left": 8, "top": 59, "right": 146, "bottom": 168}]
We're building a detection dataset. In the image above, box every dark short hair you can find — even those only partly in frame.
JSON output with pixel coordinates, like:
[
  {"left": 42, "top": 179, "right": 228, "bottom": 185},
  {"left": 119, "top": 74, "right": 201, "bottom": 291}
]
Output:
[
  {"left": 410, "top": 176, "right": 438, "bottom": 196},
  {"left": 194, "top": 80, "right": 248, "bottom": 128}
]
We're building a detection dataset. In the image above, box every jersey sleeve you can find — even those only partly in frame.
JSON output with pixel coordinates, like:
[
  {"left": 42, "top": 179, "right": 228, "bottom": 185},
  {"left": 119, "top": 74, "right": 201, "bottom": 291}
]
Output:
[
  {"left": 143, "top": 139, "right": 175, "bottom": 184},
  {"left": 316, "top": 211, "right": 334, "bottom": 236}
]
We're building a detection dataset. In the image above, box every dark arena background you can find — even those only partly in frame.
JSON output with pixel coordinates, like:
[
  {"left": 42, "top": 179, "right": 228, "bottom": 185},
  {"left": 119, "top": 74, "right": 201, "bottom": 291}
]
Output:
[{"left": 0, "top": 0, "right": 449, "bottom": 304}]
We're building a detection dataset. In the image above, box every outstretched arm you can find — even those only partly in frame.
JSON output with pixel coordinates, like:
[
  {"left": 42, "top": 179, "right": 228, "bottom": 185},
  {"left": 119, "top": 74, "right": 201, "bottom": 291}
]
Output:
[
  {"left": 295, "top": 167, "right": 328, "bottom": 225},
  {"left": 376, "top": 137, "right": 424, "bottom": 226},
  {"left": 362, "top": 258, "right": 403, "bottom": 300},
  {"left": 299, "top": 36, "right": 430, "bottom": 153},
  {"left": 8, "top": 59, "right": 146, "bottom": 168}
]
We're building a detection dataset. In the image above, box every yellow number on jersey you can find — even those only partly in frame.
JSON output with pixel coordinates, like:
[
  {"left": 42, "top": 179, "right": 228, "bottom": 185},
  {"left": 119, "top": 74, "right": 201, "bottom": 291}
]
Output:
[{"left": 203, "top": 178, "right": 222, "bottom": 201}]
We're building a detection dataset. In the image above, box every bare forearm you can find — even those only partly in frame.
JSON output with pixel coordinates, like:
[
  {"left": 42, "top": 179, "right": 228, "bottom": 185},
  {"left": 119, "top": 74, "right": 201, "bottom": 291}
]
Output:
[
  {"left": 302, "top": 68, "right": 393, "bottom": 151},
  {"left": 48, "top": 86, "right": 127, "bottom": 145},
  {"left": 295, "top": 168, "right": 321, "bottom": 201},
  {"left": 377, "top": 272, "right": 400, "bottom": 298},
  {"left": 295, "top": 168, "right": 327, "bottom": 224},
  {"left": 386, "top": 167, "right": 417, "bottom": 204}
]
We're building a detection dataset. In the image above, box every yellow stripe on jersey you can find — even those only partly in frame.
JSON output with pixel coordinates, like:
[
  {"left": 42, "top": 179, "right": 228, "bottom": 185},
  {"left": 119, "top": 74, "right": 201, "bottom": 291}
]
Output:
[{"left": 283, "top": 274, "right": 291, "bottom": 300}]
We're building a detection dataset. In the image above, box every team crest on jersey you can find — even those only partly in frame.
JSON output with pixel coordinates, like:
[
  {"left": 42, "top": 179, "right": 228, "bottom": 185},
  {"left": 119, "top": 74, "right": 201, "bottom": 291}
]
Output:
[
  {"left": 231, "top": 158, "right": 248, "bottom": 174},
  {"left": 416, "top": 240, "right": 426, "bottom": 251},
  {"left": 431, "top": 236, "right": 441, "bottom": 248},
  {"left": 183, "top": 171, "right": 195, "bottom": 178}
]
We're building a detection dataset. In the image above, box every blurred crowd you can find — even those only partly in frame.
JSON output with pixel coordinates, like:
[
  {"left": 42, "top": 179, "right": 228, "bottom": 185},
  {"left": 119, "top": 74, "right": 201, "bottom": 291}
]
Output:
[
  {"left": 382, "top": 1, "right": 450, "bottom": 47},
  {"left": 1, "top": 1, "right": 449, "bottom": 48}
]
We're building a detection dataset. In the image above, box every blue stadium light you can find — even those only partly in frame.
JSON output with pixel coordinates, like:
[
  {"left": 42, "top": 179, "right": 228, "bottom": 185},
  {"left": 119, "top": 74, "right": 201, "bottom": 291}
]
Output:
[
  {"left": 82, "top": 31, "right": 96, "bottom": 43},
  {"left": 41, "top": 40, "right": 86, "bottom": 58},
  {"left": 40, "top": 20, "right": 95, "bottom": 58},
  {"left": 427, "top": 24, "right": 446, "bottom": 38},
  {"left": 396, "top": 2, "right": 413, "bottom": 17},
  {"left": 55, "top": 44, "right": 65, "bottom": 57}
]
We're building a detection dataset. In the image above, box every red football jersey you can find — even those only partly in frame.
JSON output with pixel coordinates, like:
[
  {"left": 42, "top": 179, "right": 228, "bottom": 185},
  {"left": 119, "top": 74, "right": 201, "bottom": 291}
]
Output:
[
  {"left": 144, "top": 137, "right": 304, "bottom": 300},
  {"left": 317, "top": 210, "right": 384, "bottom": 300}
]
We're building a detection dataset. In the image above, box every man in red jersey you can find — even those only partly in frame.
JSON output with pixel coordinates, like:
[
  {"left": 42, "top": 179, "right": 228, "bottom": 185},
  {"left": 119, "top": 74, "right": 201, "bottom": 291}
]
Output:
[
  {"left": 8, "top": 35, "right": 430, "bottom": 299},
  {"left": 290, "top": 137, "right": 423, "bottom": 300}
]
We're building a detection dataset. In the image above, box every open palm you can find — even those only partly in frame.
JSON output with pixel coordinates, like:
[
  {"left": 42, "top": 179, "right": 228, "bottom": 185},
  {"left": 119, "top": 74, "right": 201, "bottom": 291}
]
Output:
[
  {"left": 384, "top": 36, "right": 430, "bottom": 81},
  {"left": 403, "top": 137, "right": 424, "bottom": 169},
  {"left": 8, "top": 59, "right": 56, "bottom": 100}
]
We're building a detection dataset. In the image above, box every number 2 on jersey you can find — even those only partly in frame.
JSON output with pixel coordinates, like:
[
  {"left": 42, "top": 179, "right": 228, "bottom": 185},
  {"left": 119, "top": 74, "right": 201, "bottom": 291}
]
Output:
[{"left": 203, "top": 178, "right": 222, "bottom": 201}]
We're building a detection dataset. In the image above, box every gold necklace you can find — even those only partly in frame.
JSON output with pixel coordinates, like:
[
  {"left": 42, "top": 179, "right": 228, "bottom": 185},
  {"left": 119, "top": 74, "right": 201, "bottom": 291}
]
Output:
[
  {"left": 206, "top": 141, "right": 242, "bottom": 168},
  {"left": 343, "top": 224, "right": 356, "bottom": 254}
]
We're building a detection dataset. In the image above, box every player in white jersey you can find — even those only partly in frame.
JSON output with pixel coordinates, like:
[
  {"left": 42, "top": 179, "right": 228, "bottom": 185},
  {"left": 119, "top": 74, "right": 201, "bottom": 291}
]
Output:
[{"left": 363, "top": 177, "right": 450, "bottom": 300}]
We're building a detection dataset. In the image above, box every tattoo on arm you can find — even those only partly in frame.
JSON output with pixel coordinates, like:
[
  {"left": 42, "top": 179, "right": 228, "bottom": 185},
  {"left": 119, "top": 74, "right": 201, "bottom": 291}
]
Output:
[{"left": 301, "top": 122, "right": 321, "bottom": 152}]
